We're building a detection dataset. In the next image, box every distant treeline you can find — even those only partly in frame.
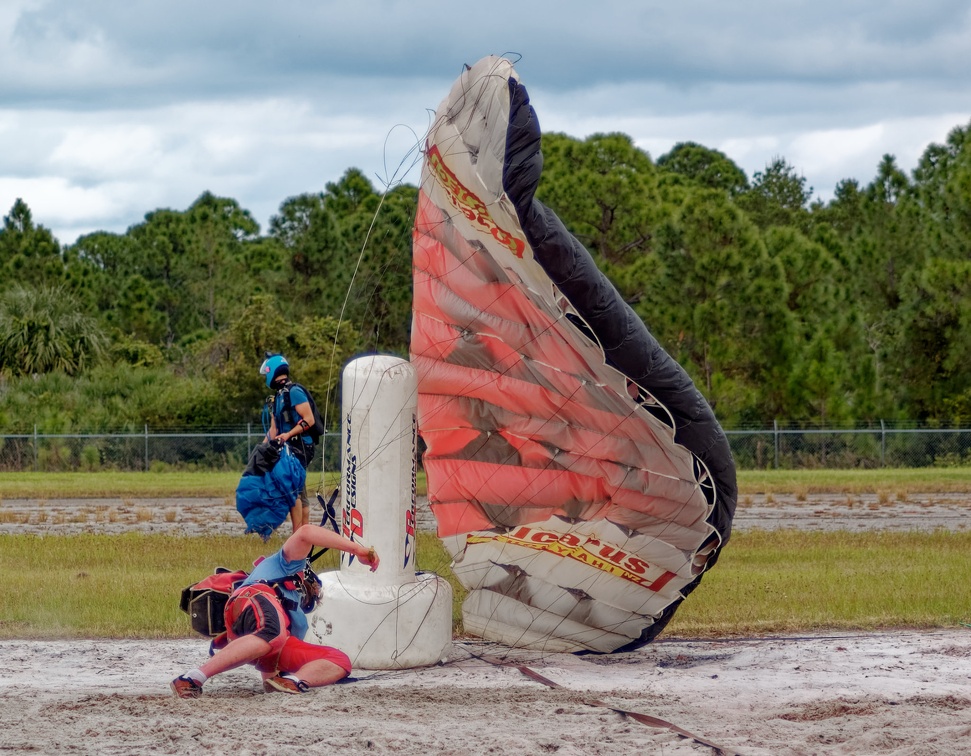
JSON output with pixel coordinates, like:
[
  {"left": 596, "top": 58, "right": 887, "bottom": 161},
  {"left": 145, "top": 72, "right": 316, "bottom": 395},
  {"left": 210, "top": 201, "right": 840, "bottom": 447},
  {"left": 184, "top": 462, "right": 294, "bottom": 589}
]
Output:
[{"left": 1, "top": 122, "right": 969, "bottom": 433}]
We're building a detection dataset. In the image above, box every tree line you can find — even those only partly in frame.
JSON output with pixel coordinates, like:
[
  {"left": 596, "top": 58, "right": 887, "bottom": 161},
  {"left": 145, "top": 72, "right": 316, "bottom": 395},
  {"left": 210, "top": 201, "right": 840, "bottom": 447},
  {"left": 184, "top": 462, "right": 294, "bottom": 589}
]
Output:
[{"left": 1, "top": 121, "right": 969, "bottom": 434}]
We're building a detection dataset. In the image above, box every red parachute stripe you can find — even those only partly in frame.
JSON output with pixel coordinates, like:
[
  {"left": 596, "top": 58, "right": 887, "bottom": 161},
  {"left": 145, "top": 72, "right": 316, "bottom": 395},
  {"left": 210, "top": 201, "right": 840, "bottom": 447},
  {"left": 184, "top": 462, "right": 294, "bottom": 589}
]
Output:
[{"left": 413, "top": 357, "right": 687, "bottom": 475}]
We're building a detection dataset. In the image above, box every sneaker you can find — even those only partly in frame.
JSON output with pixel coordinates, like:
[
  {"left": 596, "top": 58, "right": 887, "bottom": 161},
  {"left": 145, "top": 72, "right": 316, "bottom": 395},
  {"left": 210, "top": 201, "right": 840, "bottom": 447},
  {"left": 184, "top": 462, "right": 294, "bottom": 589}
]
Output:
[
  {"left": 171, "top": 675, "right": 203, "bottom": 699},
  {"left": 262, "top": 674, "right": 309, "bottom": 694}
]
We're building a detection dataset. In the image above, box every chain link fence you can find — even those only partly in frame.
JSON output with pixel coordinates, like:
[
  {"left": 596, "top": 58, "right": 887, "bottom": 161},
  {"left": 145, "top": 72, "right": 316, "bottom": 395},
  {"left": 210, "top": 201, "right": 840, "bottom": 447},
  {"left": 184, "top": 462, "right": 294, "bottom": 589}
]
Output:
[
  {"left": 0, "top": 426, "right": 342, "bottom": 474},
  {"left": 727, "top": 423, "right": 971, "bottom": 470},
  {"left": 0, "top": 423, "right": 969, "bottom": 473}
]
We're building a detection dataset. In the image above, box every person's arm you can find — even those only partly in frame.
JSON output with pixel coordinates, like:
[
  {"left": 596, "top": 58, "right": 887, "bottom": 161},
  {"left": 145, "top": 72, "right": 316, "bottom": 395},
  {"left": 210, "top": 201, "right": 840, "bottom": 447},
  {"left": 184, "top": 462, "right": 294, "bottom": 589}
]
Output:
[
  {"left": 288, "top": 502, "right": 301, "bottom": 534},
  {"left": 264, "top": 414, "right": 279, "bottom": 443},
  {"left": 277, "top": 401, "right": 314, "bottom": 443},
  {"left": 282, "top": 524, "right": 379, "bottom": 571}
]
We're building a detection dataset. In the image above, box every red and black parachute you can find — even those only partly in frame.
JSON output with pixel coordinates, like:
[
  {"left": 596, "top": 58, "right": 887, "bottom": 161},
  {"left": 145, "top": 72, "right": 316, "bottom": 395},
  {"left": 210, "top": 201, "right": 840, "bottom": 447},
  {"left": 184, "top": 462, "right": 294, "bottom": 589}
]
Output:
[{"left": 411, "top": 57, "right": 737, "bottom": 653}]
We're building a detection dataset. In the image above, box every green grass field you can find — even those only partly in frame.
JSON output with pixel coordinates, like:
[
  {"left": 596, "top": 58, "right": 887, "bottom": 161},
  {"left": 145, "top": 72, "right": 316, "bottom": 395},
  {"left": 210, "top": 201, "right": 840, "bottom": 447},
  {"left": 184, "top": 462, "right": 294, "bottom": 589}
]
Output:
[
  {"left": 1, "top": 529, "right": 967, "bottom": 640},
  {"left": 0, "top": 468, "right": 968, "bottom": 640},
  {"left": 0, "top": 532, "right": 457, "bottom": 639},
  {"left": 1, "top": 466, "right": 970, "bottom": 499}
]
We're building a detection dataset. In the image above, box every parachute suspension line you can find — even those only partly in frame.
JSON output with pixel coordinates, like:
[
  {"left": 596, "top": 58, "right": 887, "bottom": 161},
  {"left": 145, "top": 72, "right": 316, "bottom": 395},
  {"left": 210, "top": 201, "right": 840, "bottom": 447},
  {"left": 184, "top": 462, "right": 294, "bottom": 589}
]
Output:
[
  {"left": 322, "top": 190, "right": 388, "bottom": 435},
  {"left": 316, "top": 120, "right": 434, "bottom": 496},
  {"left": 377, "top": 122, "right": 426, "bottom": 196}
]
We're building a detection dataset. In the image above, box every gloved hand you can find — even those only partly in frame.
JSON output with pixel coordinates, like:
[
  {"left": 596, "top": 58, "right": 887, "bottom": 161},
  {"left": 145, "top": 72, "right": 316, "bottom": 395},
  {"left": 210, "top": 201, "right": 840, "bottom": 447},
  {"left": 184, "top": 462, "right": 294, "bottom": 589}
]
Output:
[{"left": 270, "top": 436, "right": 285, "bottom": 448}]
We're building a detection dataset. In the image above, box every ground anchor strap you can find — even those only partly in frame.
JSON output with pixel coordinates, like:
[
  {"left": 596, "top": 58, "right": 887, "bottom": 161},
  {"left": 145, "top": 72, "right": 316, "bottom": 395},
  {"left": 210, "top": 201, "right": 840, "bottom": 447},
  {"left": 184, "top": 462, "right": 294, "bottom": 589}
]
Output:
[{"left": 484, "top": 655, "right": 739, "bottom": 756}]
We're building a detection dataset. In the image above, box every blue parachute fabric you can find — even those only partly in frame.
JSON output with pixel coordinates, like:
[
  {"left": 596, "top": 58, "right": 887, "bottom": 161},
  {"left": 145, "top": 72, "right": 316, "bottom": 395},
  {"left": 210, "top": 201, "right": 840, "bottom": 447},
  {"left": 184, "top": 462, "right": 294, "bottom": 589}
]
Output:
[{"left": 235, "top": 442, "right": 306, "bottom": 541}]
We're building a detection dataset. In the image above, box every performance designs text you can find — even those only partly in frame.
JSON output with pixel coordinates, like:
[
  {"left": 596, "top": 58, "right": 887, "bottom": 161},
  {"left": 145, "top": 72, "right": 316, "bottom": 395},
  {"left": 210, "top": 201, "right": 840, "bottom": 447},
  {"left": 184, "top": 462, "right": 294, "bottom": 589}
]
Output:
[{"left": 426, "top": 144, "right": 526, "bottom": 258}]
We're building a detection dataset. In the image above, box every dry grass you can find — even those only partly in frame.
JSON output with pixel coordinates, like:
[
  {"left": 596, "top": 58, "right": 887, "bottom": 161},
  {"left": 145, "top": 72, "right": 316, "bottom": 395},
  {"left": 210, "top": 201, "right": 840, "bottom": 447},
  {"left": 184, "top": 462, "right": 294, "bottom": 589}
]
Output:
[
  {"left": 737, "top": 468, "right": 971, "bottom": 496},
  {"left": 0, "top": 510, "right": 28, "bottom": 524},
  {"left": 1, "top": 468, "right": 967, "bottom": 501},
  {"left": 0, "top": 471, "right": 344, "bottom": 499}
]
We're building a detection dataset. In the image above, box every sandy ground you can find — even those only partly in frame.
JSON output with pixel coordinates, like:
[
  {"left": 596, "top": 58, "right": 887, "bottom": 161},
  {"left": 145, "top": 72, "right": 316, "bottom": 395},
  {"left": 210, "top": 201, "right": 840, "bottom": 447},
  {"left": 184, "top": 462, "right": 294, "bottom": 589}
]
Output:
[
  {"left": 1, "top": 632, "right": 969, "bottom": 755},
  {"left": 1, "top": 493, "right": 970, "bottom": 755}
]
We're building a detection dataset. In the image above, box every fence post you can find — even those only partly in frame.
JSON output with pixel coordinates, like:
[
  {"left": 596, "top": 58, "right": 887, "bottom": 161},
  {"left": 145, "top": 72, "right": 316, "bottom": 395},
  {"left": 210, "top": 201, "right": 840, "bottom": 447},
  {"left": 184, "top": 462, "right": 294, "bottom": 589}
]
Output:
[
  {"left": 33, "top": 424, "right": 38, "bottom": 472},
  {"left": 773, "top": 419, "right": 779, "bottom": 469},
  {"left": 247, "top": 423, "right": 252, "bottom": 454},
  {"left": 144, "top": 424, "right": 149, "bottom": 472},
  {"left": 880, "top": 419, "right": 886, "bottom": 467}
]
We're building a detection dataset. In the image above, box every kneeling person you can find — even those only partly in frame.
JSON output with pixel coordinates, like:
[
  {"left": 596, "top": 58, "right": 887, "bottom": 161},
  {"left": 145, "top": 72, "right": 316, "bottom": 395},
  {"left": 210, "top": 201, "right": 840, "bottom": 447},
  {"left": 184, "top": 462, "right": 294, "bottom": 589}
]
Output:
[{"left": 172, "top": 525, "right": 379, "bottom": 698}]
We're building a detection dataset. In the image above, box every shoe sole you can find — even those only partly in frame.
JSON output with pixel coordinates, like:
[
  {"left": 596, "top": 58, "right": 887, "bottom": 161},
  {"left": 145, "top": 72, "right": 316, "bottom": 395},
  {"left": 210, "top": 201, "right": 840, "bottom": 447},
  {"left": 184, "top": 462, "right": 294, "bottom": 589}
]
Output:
[
  {"left": 170, "top": 681, "right": 202, "bottom": 699},
  {"left": 263, "top": 677, "right": 305, "bottom": 694}
]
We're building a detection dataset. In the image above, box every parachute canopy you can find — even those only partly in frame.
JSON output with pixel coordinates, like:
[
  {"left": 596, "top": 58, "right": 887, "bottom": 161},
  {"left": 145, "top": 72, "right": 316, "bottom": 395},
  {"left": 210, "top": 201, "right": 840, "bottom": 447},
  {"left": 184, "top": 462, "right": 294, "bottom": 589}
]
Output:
[{"left": 411, "top": 56, "right": 737, "bottom": 653}]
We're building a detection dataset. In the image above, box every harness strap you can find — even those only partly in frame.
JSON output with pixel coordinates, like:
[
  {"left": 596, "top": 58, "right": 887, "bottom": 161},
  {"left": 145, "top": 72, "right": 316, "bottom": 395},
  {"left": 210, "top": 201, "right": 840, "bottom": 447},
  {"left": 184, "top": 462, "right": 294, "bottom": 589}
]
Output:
[
  {"left": 276, "top": 381, "right": 319, "bottom": 443},
  {"left": 279, "top": 381, "right": 296, "bottom": 426},
  {"left": 225, "top": 584, "right": 280, "bottom": 628}
]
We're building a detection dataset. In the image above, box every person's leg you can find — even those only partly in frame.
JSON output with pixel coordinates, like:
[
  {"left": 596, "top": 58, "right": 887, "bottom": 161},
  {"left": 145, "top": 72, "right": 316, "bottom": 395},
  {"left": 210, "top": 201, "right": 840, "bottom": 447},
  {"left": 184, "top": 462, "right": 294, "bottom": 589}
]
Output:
[
  {"left": 294, "top": 658, "right": 348, "bottom": 687},
  {"left": 171, "top": 634, "right": 273, "bottom": 698},
  {"left": 265, "top": 637, "right": 352, "bottom": 691},
  {"left": 294, "top": 442, "right": 313, "bottom": 531},
  {"left": 289, "top": 499, "right": 303, "bottom": 535},
  {"left": 173, "top": 588, "right": 287, "bottom": 697},
  {"left": 198, "top": 634, "right": 272, "bottom": 678}
]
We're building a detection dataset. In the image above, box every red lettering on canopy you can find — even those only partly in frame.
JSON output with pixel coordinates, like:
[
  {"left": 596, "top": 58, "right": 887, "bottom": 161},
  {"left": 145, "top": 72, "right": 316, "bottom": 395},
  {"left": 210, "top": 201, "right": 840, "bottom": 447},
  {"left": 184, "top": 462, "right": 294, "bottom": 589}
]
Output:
[{"left": 426, "top": 145, "right": 526, "bottom": 258}]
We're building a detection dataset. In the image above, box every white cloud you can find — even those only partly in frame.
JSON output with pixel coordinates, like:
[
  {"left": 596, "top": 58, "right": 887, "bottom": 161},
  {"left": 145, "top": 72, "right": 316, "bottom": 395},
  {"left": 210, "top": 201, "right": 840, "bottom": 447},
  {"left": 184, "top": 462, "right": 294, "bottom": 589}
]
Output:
[
  {"left": 49, "top": 125, "right": 164, "bottom": 178},
  {"left": 0, "top": 175, "right": 128, "bottom": 223},
  {"left": 0, "top": 93, "right": 435, "bottom": 243},
  {"left": 534, "top": 77, "right": 970, "bottom": 200}
]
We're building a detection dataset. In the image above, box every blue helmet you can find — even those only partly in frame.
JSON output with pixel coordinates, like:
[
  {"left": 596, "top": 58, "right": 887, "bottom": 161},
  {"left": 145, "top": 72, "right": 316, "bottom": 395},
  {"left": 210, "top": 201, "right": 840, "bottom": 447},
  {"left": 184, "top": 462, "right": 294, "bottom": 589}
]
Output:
[{"left": 259, "top": 354, "right": 289, "bottom": 388}]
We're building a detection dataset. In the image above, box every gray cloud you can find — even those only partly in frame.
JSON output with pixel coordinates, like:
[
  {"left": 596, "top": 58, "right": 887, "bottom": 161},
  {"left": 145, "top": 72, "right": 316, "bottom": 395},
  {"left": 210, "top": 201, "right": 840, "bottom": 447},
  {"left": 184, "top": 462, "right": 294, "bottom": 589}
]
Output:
[
  {"left": 2, "top": 0, "right": 970, "bottom": 243},
  {"left": 9, "top": 1, "right": 971, "bottom": 99}
]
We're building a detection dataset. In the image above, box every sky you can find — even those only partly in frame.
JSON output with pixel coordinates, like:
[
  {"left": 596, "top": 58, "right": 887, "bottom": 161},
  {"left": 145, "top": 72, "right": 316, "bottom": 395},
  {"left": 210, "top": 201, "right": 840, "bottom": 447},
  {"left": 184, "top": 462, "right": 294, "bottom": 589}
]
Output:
[{"left": 2, "top": 0, "right": 970, "bottom": 246}]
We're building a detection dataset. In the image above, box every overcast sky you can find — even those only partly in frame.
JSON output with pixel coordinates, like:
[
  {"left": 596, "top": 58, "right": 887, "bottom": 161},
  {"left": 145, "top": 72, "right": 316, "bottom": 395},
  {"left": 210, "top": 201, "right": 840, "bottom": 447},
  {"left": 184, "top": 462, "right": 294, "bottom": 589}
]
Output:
[{"left": 3, "top": 0, "right": 970, "bottom": 245}]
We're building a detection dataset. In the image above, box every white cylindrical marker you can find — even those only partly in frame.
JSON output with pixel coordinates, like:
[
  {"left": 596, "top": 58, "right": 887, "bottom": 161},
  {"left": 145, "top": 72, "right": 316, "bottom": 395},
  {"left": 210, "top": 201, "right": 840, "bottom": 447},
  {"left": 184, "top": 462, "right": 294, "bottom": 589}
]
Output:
[
  {"left": 338, "top": 354, "right": 419, "bottom": 584},
  {"left": 309, "top": 355, "right": 452, "bottom": 669}
]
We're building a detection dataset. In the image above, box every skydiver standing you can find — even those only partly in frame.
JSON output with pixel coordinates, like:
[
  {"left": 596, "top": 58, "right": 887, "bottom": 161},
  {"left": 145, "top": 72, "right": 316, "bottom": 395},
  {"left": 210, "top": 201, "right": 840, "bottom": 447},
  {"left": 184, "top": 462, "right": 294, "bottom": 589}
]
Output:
[{"left": 260, "top": 354, "right": 318, "bottom": 533}]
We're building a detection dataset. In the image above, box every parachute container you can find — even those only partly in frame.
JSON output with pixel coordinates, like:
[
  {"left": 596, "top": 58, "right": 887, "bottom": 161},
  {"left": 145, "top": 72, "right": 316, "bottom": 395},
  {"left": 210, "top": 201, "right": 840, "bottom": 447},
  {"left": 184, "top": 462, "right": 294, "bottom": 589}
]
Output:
[
  {"left": 309, "top": 355, "right": 452, "bottom": 668},
  {"left": 411, "top": 57, "right": 737, "bottom": 653}
]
